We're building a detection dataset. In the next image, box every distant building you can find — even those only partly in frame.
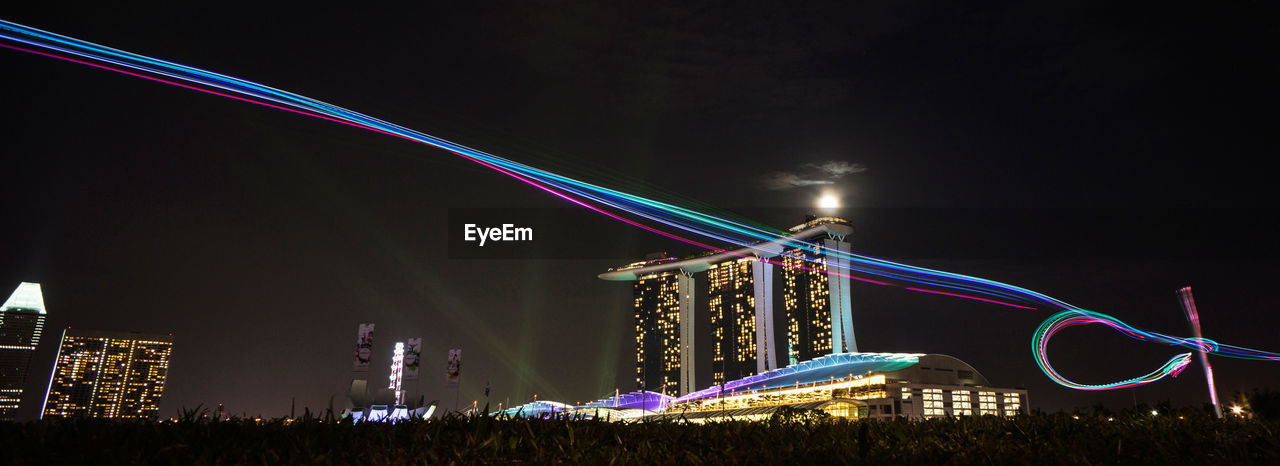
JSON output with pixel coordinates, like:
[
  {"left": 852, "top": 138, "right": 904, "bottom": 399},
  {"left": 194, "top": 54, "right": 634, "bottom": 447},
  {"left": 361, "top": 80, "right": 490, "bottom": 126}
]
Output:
[
  {"left": 41, "top": 329, "right": 173, "bottom": 420},
  {"left": 0, "top": 282, "right": 47, "bottom": 421}
]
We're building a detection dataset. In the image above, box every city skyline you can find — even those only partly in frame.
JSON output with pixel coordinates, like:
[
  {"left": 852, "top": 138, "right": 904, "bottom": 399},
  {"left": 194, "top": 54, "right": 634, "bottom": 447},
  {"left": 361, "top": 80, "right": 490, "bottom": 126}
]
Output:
[{"left": 2, "top": 3, "right": 1278, "bottom": 419}]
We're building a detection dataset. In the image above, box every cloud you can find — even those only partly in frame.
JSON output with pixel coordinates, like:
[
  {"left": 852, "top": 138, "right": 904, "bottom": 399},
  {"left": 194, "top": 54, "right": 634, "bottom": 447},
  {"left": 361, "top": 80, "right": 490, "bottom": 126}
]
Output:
[
  {"left": 762, "top": 172, "right": 835, "bottom": 190},
  {"left": 762, "top": 160, "right": 867, "bottom": 190},
  {"left": 806, "top": 161, "right": 867, "bottom": 178}
]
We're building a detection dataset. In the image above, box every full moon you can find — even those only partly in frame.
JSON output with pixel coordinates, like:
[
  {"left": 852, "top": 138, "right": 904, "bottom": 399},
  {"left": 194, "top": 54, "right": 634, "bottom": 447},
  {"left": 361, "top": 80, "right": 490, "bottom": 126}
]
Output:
[{"left": 817, "top": 194, "right": 840, "bottom": 209}]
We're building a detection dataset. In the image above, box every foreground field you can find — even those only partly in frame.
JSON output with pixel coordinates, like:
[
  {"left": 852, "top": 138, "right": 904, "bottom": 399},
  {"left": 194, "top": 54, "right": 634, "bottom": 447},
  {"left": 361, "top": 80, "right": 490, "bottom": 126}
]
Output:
[{"left": 3, "top": 411, "right": 1277, "bottom": 464}]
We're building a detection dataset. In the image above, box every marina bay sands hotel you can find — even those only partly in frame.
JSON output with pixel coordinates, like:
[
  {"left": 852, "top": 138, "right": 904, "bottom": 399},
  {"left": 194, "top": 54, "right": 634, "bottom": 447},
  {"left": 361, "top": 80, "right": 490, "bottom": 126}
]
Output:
[{"left": 600, "top": 216, "right": 859, "bottom": 396}]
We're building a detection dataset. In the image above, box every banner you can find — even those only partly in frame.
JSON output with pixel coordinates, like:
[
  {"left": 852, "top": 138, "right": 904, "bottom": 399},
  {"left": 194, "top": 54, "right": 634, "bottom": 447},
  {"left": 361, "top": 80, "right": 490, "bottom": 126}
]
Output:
[
  {"left": 446, "top": 349, "right": 462, "bottom": 387},
  {"left": 352, "top": 323, "right": 375, "bottom": 372},
  {"left": 404, "top": 338, "right": 422, "bottom": 380}
]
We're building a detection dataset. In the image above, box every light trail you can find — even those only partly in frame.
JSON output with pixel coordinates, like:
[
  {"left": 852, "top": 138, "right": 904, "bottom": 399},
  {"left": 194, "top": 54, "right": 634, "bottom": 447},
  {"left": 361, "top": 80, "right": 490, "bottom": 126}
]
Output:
[
  {"left": 4, "top": 19, "right": 1277, "bottom": 393},
  {"left": 1032, "top": 310, "right": 1195, "bottom": 390},
  {"left": 1179, "top": 287, "right": 1223, "bottom": 417}
]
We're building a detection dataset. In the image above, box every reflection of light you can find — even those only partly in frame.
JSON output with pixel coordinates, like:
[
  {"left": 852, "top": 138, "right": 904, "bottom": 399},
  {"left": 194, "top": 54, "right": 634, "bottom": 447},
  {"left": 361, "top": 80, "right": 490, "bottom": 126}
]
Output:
[
  {"left": 1151, "top": 410, "right": 1159, "bottom": 416},
  {"left": 817, "top": 193, "right": 839, "bottom": 209}
]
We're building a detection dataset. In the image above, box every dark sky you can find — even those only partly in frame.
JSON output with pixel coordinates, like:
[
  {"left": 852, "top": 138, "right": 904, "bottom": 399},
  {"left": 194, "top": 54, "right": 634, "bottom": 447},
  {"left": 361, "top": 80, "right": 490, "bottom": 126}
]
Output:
[{"left": 2, "top": 2, "right": 1277, "bottom": 419}]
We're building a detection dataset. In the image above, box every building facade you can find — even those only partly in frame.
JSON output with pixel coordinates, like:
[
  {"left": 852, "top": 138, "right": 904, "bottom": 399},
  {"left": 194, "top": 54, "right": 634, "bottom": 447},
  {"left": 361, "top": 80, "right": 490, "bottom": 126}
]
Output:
[
  {"left": 0, "top": 282, "right": 47, "bottom": 421},
  {"left": 659, "top": 353, "right": 1028, "bottom": 422},
  {"left": 781, "top": 217, "right": 857, "bottom": 365},
  {"left": 707, "top": 258, "right": 758, "bottom": 385},
  {"left": 780, "top": 249, "right": 833, "bottom": 365},
  {"left": 42, "top": 329, "right": 174, "bottom": 420},
  {"left": 503, "top": 353, "right": 1028, "bottom": 422},
  {"left": 633, "top": 269, "right": 694, "bottom": 395}
]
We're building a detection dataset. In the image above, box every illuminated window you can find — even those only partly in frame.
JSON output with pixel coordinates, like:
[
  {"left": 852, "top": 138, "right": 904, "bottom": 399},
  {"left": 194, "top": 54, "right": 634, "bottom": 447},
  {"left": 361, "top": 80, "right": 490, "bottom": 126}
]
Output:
[
  {"left": 978, "top": 391, "right": 997, "bottom": 416},
  {"left": 922, "top": 388, "right": 945, "bottom": 417},
  {"left": 951, "top": 390, "right": 972, "bottom": 416},
  {"left": 1003, "top": 393, "right": 1021, "bottom": 417}
]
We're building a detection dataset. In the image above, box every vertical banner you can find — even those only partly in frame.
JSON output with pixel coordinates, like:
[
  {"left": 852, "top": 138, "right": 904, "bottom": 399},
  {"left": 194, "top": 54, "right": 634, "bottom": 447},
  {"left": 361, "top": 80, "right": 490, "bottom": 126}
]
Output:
[
  {"left": 353, "top": 323, "right": 375, "bottom": 372},
  {"left": 446, "top": 349, "right": 462, "bottom": 387},
  {"left": 390, "top": 342, "right": 405, "bottom": 404},
  {"left": 404, "top": 338, "right": 422, "bottom": 381}
]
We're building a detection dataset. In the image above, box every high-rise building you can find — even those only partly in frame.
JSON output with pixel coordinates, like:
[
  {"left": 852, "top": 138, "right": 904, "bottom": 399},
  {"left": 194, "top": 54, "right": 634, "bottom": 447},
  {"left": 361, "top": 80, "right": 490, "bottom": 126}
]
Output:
[
  {"left": 0, "top": 282, "right": 47, "bottom": 421},
  {"left": 633, "top": 269, "right": 694, "bottom": 395},
  {"left": 781, "top": 216, "right": 856, "bottom": 365},
  {"left": 781, "top": 248, "right": 832, "bottom": 364},
  {"left": 707, "top": 258, "right": 758, "bottom": 385},
  {"left": 42, "top": 329, "right": 174, "bottom": 420}
]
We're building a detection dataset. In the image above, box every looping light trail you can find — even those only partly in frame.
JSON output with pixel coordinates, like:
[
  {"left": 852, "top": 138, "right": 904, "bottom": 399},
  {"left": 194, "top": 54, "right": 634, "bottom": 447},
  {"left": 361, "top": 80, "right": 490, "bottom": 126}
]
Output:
[
  {"left": 3, "top": 19, "right": 1276, "bottom": 393},
  {"left": 1032, "top": 310, "right": 1195, "bottom": 390}
]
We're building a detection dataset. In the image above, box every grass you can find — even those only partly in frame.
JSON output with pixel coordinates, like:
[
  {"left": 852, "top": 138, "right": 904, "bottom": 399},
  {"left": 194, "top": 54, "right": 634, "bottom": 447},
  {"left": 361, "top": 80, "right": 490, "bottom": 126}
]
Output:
[{"left": 2, "top": 408, "right": 1277, "bottom": 464}]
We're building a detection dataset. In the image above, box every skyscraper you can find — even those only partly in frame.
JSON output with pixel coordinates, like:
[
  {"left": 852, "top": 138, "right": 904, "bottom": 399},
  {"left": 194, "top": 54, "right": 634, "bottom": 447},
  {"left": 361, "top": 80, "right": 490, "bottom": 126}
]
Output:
[
  {"left": 0, "top": 282, "right": 47, "bottom": 421},
  {"left": 707, "top": 258, "right": 757, "bottom": 385},
  {"left": 781, "top": 249, "right": 832, "bottom": 364},
  {"left": 633, "top": 269, "right": 694, "bottom": 395},
  {"left": 42, "top": 329, "right": 174, "bottom": 420},
  {"left": 781, "top": 216, "right": 856, "bottom": 365}
]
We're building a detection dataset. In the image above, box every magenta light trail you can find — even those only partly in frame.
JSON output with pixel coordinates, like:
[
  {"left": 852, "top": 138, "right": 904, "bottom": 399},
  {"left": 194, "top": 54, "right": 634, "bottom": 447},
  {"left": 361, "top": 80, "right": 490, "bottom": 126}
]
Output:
[{"left": 904, "top": 287, "right": 1036, "bottom": 310}]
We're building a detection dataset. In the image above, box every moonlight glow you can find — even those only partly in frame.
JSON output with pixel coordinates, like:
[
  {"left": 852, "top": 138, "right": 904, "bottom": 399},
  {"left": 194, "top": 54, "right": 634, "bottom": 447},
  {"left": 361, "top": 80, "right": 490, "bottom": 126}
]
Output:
[{"left": 818, "top": 193, "right": 840, "bottom": 209}]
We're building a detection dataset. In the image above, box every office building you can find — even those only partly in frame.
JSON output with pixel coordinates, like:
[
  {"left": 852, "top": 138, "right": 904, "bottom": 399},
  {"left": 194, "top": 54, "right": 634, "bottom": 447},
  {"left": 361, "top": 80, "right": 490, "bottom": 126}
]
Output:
[
  {"left": 42, "top": 329, "right": 174, "bottom": 420},
  {"left": 0, "top": 282, "right": 47, "bottom": 421}
]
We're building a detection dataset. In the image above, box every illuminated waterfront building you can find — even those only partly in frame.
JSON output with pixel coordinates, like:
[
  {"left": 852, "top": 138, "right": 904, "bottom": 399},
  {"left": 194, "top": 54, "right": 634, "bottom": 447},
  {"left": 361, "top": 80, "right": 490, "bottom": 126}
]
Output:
[
  {"left": 0, "top": 282, "right": 47, "bottom": 421},
  {"left": 656, "top": 353, "right": 1027, "bottom": 421},
  {"left": 781, "top": 249, "right": 832, "bottom": 363},
  {"left": 632, "top": 266, "right": 694, "bottom": 396},
  {"left": 41, "top": 329, "right": 174, "bottom": 420},
  {"left": 497, "top": 353, "right": 1028, "bottom": 422},
  {"left": 602, "top": 218, "right": 850, "bottom": 394},
  {"left": 781, "top": 216, "right": 856, "bottom": 365},
  {"left": 711, "top": 256, "right": 778, "bottom": 384}
]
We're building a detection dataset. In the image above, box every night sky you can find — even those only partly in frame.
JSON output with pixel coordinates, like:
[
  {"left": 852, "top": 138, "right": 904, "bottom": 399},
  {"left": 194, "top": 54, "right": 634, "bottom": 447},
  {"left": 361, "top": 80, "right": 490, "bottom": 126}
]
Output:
[{"left": 2, "top": 2, "right": 1277, "bottom": 420}]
